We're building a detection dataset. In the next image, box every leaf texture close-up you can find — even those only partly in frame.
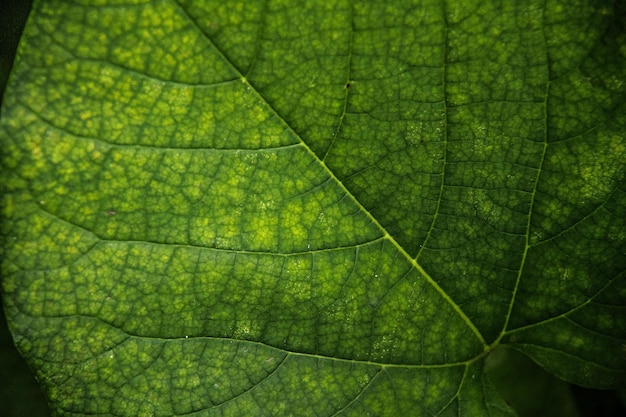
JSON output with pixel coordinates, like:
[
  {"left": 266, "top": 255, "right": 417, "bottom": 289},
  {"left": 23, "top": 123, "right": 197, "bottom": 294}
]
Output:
[{"left": 1, "top": 0, "right": 625, "bottom": 415}]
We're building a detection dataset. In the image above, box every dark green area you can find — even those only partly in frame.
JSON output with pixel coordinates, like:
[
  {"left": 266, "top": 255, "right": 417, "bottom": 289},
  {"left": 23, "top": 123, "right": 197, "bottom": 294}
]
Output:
[{"left": 486, "top": 347, "right": 626, "bottom": 417}]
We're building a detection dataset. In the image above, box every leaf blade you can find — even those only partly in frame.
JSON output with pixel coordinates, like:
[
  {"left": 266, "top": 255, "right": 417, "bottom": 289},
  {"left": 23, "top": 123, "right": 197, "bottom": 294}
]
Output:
[{"left": 1, "top": 0, "right": 625, "bottom": 415}]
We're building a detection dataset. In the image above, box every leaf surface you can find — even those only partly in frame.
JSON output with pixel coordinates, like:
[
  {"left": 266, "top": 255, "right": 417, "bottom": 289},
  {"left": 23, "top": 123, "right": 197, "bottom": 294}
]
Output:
[{"left": 1, "top": 0, "right": 625, "bottom": 415}]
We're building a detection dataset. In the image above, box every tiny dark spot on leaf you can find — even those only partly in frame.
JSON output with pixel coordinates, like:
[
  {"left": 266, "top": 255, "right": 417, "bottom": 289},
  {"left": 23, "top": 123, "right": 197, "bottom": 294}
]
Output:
[{"left": 344, "top": 82, "right": 351, "bottom": 89}]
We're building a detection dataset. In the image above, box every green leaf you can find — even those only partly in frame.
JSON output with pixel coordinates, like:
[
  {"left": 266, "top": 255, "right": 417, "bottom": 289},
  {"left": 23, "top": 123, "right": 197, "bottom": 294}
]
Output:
[{"left": 1, "top": 0, "right": 625, "bottom": 415}]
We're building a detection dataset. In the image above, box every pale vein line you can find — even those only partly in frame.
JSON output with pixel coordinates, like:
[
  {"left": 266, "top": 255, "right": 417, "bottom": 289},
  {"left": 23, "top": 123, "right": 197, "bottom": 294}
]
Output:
[
  {"left": 242, "top": 0, "right": 269, "bottom": 78},
  {"left": 329, "top": 370, "right": 383, "bottom": 416},
  {"left": 507, "top": 343, "right": 618, "bottom": 372},
  {"left": 21, "top": 308, "right": 475, "bottom": 370},
  {"left": 503, "top": 268, "right": 623, "bottom": 335},
  {"left": 18, "top": 101, "right": 300, "bottom": 152},
  {"left": 415, "top": 1, "right": 449, "bottom": 261},
  {"left": 27, "top": 54, "right": 240, "bottom": 89},
  {"left": 496, "top": 0, "right": 551, "bottom": 345},
  {"left": 528, "top": 196, "right": 617, "bottom": 248},
  {"left": 432, "top": 363, "right": 469, "bottom": 417},
  {"left": 33, "top": 205, "right": 389, "bottom": 259},
  {"left": 34, "top": 27, "right": 237, "bottom": 89},
  {"left": 322, "top": 3, "right": 353, "bottom": 163},
  {"left": 180, "top": 355, "right": 288, "bottom": 414}
]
